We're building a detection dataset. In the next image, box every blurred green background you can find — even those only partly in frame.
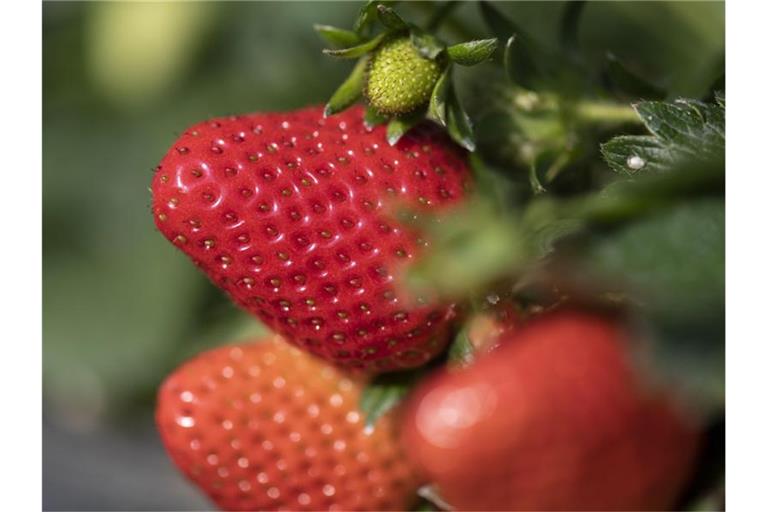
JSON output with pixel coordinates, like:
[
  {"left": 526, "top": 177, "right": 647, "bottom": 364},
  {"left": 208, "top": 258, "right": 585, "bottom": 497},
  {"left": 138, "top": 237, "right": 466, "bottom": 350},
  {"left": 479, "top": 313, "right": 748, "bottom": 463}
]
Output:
[{"left": 42, "top": 2, "right": 724, "bottom": 509}]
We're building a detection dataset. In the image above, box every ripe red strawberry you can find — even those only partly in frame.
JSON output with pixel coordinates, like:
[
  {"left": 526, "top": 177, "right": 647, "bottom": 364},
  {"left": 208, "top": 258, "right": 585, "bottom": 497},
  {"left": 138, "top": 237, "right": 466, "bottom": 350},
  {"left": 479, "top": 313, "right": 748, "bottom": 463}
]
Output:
[
  {"left": 156, "top": 335, "right": 421, "bottom": 511},
  {"left": 151, "top": 105, "right": 470, "bottom": 372},
  {"left": 402, "top": 311, "right": 700, "bottom": 511}
]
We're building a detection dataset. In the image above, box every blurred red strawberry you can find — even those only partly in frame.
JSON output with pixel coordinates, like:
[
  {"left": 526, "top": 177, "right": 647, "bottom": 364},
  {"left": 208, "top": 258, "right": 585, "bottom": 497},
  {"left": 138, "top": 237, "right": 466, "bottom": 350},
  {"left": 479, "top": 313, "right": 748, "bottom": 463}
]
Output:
[
  {"left": 156, "top": 335, "right": 421, "bottom": 511},
  {"left": 151, "top": 105, "right": 471, "bottom": 372},
  {"left": 402, "top": 311, "right": 700, "bottom": 511}
]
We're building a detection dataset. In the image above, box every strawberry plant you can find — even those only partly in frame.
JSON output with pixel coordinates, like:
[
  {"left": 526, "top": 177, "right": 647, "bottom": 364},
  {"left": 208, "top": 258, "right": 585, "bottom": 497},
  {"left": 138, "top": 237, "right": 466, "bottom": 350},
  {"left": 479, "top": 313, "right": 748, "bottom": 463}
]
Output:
[{"left": 148, "top": 2, "right": 724, "bottom": 510}]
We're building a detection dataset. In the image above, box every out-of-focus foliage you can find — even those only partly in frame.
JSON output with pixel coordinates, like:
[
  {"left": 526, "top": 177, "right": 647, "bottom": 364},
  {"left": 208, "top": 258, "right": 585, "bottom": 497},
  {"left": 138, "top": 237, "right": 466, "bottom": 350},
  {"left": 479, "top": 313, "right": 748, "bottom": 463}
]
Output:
[
  {"left": 86, "top": 2, "right": 216, "bottom": 108},
  {"left": 574, "top": 197, "right": 725, "bottom": 411},
  {"left": 360, "top": 369, "right": 424, "bottom": 428}
]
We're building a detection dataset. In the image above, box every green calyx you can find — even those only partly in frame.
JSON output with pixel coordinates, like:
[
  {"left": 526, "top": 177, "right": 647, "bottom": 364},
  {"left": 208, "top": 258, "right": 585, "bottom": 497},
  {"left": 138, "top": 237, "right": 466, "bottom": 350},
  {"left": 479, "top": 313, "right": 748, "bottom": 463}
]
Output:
[
  {"left": 364, "top": 36, "right": 444, "bottom": 116},
  {"left": 317, "top": 3, "right": 498, "bottom": 149}
]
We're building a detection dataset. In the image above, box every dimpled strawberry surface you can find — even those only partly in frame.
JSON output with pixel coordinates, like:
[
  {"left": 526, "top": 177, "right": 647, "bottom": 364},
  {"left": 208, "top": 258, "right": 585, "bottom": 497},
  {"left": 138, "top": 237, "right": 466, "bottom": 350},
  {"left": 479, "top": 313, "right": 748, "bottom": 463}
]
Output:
[
  {"left": 151, "top": 105, "right": 471, "bottom": 371},
  {"left": 156, "top": 336, "right": 421, "bottom": 511}
]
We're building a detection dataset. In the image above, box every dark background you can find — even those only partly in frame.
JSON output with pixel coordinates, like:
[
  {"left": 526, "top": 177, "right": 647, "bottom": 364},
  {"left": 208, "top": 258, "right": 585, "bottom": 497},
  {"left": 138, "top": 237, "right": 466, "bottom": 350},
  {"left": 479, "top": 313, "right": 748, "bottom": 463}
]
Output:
[{"left": 42, "top": 2, "right": 724, "bottom": 509}]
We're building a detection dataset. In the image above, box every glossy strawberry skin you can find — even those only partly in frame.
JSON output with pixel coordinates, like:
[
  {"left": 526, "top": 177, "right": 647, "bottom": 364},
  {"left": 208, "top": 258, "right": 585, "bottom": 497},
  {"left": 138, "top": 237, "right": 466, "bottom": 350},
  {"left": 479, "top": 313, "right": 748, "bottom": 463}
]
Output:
[
  {"left": 156, "top": 336, "right": 421, "bottom": 511},
  {"left": 402, "top": 311, "right": 700, "bottom": 511},
  {"left": 151, "top": 105, "right": 470, "bottom": 372}
]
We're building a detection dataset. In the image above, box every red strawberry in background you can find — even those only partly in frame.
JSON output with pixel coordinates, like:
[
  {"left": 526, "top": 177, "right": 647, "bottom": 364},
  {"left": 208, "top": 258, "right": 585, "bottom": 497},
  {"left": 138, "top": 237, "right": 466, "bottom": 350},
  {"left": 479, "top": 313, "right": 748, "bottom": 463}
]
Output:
[
  {"left": 156, "top": 335, "right": 421, "bottom": 511},
  {"left": 402, "top": 311, "right": 701, "bottom": 511},
  {"left": 151, "top": 105, "right": 471, "bottom": 372}
]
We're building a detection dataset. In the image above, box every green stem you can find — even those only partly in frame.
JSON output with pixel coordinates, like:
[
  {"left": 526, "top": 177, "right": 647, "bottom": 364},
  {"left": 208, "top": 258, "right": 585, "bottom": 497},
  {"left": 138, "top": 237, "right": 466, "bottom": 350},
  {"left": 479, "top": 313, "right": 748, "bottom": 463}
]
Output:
[
  {"left": 410, "top": 2, "right": 477, "bottom": 41},
  {"left": 574, "top": 101, "right": 641, "bottom": 124},
  {"left": 528, "top": 161, "right": 547, "bottom": 195},
  {"left": 544, "top": 151, "right": 572, "bottom": 183},
  {"left": 425, "top": 1, "right": 461, "bottom": 31}
]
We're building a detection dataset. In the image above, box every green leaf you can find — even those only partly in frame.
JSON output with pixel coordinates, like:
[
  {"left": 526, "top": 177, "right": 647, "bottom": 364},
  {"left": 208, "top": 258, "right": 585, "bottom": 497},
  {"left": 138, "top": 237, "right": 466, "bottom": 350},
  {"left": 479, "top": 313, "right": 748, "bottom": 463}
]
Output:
[
  {"left": 354, "top": 0, "right": 396, "bottom": 35},
  {"left": 406, "top": 156, "right": 723, "bottom": 306},
  {"left": 313, "top": 24, "right": 362, "bottom": 49},
  {"left": 447, "top": 324, "right": 475, "bottom": 367},
  {"left": 568, "top": 158, "right": 724, "bottom": 225},
  {"left": 376, "top": 4, "right": 408, "bottom": 31},
  {"left": 479, "top": 1, "right": 538, "bottom": 87},
  {"left": 425, "top": 1, "right": 462, "bottom": 31},
  {"left": 635, "top": 100, "right": 725, "bottom": 153},
  {"left": 323, "top": 32, "right": 386, "bottom": 58},
  {"left": 520, "top": 195, "right": 591, "bottom": 259},
  {"left": 714, "top": 90, "right": 725, "bottom": 109},
  {"left": 502, "top": 35, "right": 516, "bottom": 83},
  {"left": 386, "top": 114, "right": 421, "bottom": 145},
  {"left": 600, "top": 98, "right": 724, "bottom": 175},
  {"left": 705, "top": 72, "right": 725, "bottom": 104},
  {"left": 359, "top": 371, "right": 420, "bottom": 427},
  {"left": 324, "top": 57, "right": 368, "bottom": 117},
  {"left": 406, "top": 201, "right": 530, "bottom": 299},
  {"left": 604, "top": 53, "right": 666, "bottom": 100},
  {"left": 427, "top": 66, "right": 450, "bottom": 126},
  {"left": 479, "top": 1, "right": 531, "bottom": 42},
  {"left": 558, "top": 1, "right": 586, "bottom": 54},
  {"left": 468, "top": 152, "right": 524, "bottom": 213},
  {"left": 446, "top": 38, "right": 498, "bottom": 66},
  {"left": 601, "top": 135, "right": 678, "bottom": 176},
  {"left": 445, "top": 88, "right": 476, "bottom": 151},
  {"left": 409, "top": 25, "right": 445, "bottom": 59},
  {"left": 528, "top": 160, "right": 546, "bottom": 194},
  {"left": 582, "top": 199, "right": 724, "bottom": 322},
  {"left": 363, "top": 106, "right": 388, "bottom": 128},
  {"left": 573, "top": 199, "right": 724, "bottom": 413},
  {"left": 644, "top": 315, "right": 725, "bottom": 417},
  {"left": 500, "top": 33, "right": 540, "bottom": 87}
]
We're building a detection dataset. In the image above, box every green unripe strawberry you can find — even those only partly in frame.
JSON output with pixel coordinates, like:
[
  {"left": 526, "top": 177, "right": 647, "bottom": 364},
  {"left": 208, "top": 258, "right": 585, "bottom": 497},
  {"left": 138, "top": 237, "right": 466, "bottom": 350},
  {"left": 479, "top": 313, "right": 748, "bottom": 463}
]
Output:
[{"left": 365, "top": 36, "right": 443, "bottom": 116}]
